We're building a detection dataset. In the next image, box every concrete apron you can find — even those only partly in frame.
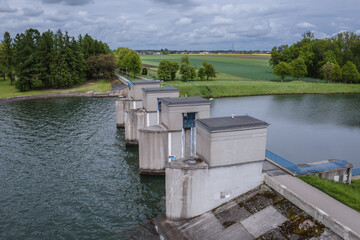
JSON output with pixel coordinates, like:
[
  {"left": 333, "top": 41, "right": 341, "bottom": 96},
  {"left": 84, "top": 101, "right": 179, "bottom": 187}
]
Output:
[{"left": 263, "top": 173, "right": 360, "bottom": 240}]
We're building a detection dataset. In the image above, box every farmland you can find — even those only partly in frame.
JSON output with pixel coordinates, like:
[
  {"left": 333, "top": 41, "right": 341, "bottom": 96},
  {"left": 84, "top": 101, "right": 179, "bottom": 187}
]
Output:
[
  {"left": 140, "top": 54, "right": 360, "bottom": 97},
  {"left": 141, "top": 54, "right": 276, "bottom": 81}
]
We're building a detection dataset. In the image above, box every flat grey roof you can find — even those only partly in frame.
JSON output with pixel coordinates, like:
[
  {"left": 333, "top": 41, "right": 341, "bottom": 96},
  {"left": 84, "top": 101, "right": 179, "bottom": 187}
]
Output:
[
  {"left": 160, "top": 97, "right": 211, "bottom": 106},
  {"left": 197, "top": 115, "right": 269, "bottom": 131},
  {"left": 131, "top": 80, "right": 160, "bottom": 85},
  {"left": 142, "top": 87, "right": 179, "bottom": 93}
]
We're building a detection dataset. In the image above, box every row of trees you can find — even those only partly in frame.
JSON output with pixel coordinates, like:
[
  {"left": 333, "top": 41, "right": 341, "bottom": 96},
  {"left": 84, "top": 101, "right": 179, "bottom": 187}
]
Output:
[
  {"left": 113, "top": 47, "right": 142, "bottom": 77},
  {"left": 270, "top": 31, "right": 360, "bottom": 83},
  {"left": 157, "top": 56, "right": 216, "bottom": 81},
  {"left": 0, "top": 29, "right": 112, "bottom": 91}
]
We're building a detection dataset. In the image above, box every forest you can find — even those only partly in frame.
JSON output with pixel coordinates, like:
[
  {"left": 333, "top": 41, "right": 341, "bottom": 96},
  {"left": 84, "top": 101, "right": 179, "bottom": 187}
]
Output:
[
  {"left": 0, "top": 29, "right": 113, "bottom": 91},
  {"left": 270, "top": 31, "right": 360, "bottom": 83}
]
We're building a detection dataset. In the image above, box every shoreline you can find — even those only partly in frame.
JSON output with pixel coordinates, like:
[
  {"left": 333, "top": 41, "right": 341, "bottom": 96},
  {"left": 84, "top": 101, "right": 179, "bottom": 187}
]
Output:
[
  {"left": 1, "top": 90, "right": 360, "bottom": 104},
  {"left": 0, "top": 91, "right": 119, "bottom": 104}
]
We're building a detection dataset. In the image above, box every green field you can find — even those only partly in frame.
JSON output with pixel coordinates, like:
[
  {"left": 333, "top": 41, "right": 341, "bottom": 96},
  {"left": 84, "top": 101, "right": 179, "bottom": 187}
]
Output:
[
  {"left": 140, "top": 54, "right": 360, "bottom": 97},
  {"left": 298, "top": 175, "right": 360, "bottom": 212},
  {"left": 140, "top": 54, "right": 317, "bottom": 81}
]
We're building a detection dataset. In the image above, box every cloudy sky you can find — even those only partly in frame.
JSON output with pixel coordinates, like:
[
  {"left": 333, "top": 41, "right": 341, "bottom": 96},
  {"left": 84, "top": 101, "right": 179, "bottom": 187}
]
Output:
[{"left": 1, "top": 0, "right": 360, "bottom": 50}]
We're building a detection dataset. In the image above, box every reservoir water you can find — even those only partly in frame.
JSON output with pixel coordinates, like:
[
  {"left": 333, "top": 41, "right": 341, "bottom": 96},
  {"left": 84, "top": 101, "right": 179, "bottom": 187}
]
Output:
[{"left": 0, "top": 94, "right": 359, "bottom": 239}]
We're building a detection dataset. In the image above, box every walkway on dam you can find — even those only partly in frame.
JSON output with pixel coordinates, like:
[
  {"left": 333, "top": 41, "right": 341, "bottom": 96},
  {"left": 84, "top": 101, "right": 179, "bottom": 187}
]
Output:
[{"left": 263, "top": 161, "right": 360, "bottom": 238}]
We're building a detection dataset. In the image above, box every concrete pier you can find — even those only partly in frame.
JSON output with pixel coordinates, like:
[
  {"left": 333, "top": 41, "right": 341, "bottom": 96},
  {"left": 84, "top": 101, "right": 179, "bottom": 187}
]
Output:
[
  {"left": 139, "top": 97, "right": 211, "bottom": 174},
  {"left": 166, "top": 115, "right": 269, "bottom": 220},
  {"left": 142, "top": 87, "right": 180, "bottom": 127},
  {"left": 125, "top": 86, "right": 180, "bottom": 145},
  {"left": 116, "top": 80, "right": 160, "bottom": 128}
]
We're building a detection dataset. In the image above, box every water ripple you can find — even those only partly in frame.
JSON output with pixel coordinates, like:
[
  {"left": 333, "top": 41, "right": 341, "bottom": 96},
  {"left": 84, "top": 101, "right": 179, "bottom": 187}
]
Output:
[{"left": 0, "top": 98, "right": 165, "bottom": 240}]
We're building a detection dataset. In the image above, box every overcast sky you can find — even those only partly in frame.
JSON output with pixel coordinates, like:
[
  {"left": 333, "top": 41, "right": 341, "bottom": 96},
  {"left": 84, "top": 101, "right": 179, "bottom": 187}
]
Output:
[{"left": 1, "top": 0, "right": 360, "bottom": 50}]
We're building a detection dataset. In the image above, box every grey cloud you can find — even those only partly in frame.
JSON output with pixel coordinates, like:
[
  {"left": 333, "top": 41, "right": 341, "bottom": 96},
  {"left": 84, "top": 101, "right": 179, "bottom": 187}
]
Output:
[
  {"left": 23, "top": 7, "right": 44, "bottom": 17},
  {"left": 0, "top": 1, "right": 17, "bottom": 13},
  {"left": 151, "top": 0, "right": 196, "bottom": 7},
  {"left": 42, "top": 0, "right": 92, "bottom": 6}
]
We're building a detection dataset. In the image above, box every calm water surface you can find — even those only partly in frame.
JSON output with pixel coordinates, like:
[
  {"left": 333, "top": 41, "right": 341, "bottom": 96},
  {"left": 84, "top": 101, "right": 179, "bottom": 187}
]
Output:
[
  {"left": 1, "top": 94, "right": 359, "bottom": 239},
  {"left": 212, "top": 94, "right": 360, "bottom": 167}
]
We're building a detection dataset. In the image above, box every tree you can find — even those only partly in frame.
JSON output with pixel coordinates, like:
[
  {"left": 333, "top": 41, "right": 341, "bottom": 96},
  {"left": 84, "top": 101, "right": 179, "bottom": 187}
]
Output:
[
  {"left": 180, "top": 63, "right": 196, "bottom": 81},
  {"left": 87, "top": 54, "right": 116, "bottom": 80},
  {"left": 341, "top": 61, "right": 360, "bottom": 83},
  {"left": 329, "top": 64, "right": 342, "bottom": 82},
  {"left": 1, "top": 32, "right": 15, "bottom": 85},
  {"left": 170, "top": 61, "right": 179, "bottom": 80},
  {"left": 0, "top": 43, "right": 6, "bottom": 81},
  {"left": 114, "top": 47, "right": 131, "bottom": 70},
  {"left": 14, "top": 28, "right": 41, "bottom": 91},
  {"left": 274, "top": 62, "right": 291, "bottom": 82},
  {"left": 321, "top": 62, "right": 334, "bottom": 82},
  {"left": 202, "top": 62, "right": 216, "bottom": 80},
  {"left": 181, "top": 55, "right": 189, "bottom": 65},
  {"left": 197, "top": 66, "right": 205, "bottom": 80},
  {"left": 163, "top": 48, "right": 169, "bottom": 55},
  {"left": 142, "top": 67, "right": 148, "bottom": 75},
  {"left": 158, "top": 60, "right": 171, "bottom": 80},
  {"left": 123, "top": 50, "right": 141, "bottom": 77},
  {"left": 290, "top": 57, "right": 307, "bottom": 79}
]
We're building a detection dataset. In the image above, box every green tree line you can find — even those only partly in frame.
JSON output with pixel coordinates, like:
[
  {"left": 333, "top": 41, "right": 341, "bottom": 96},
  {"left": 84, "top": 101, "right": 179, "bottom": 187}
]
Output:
[
  {"left": 113, "top": 47, "right": 142, "bottom": 77},
  {"left": 0, "top": 29, "right": 113, "bottom": 91},
  {"left": 157, "top": 56, "right": 216, "bottom": 81},
  {"left": 270, "top": 31, "right": 360, "bottom": 83}
]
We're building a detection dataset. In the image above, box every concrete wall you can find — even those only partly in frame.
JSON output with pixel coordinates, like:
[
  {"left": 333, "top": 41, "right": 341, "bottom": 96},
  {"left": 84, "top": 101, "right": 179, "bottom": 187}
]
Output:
[
  {"left": 124, "top": 108, "right": 146, "bottom": 145},
  {"left": 116, "top": 98, "right": 131, "bottom": 128},
  {"left": 129, "top": 99, "right": 143, "bottom": 110},
  {"left": 139, "top": 125, "right": 168, "bottom": 174},
  {"left": 145, "top": 111, "right": 158, "bottom": 128},
  {"left": 129, "top": 82, "right": 160, "bottom": 100},
  {"left": 167, "top": 130, "right": 182, "bottom": 159},
  {"left": 196, "top": 125, "right": 268, "bottom": 167},
  {"left": 310, "top": 168, "right": 352, "bottom": 184},
  {"left": 116, "top": 99, "right": 125, "bottom": 127},
  {"left": 166, "top": 159, "right": 263, "bottom": 220},
  {"left": 161, "top": 104, "right": 210, "bottom": 131},
  {"left": 143, "top": 91, "right": 179, "bottom": 112}
]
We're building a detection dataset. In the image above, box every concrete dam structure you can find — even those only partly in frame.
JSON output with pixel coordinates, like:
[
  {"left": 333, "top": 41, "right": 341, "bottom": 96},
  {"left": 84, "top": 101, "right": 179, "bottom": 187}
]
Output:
[
  {"left": 166, "top": 115, "right": 269, "bottom": 219},
  {"left": 139, "top": 97, "right": 211, "bottom": 174},
  {"left": 115, "top": 80, "right": 360, "bottom": 239}
]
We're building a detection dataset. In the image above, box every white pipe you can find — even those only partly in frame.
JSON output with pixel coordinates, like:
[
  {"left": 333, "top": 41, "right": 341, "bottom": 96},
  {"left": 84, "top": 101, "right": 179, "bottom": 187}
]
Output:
[
  {"left": 157, "top": 110, "right": 160, "bottom": 125},
  {"left": 168, "top": 132, "right": 172, "bottom": 160},
  {"left": 181, "top": 128, "right": 185, "bottom": 158}
]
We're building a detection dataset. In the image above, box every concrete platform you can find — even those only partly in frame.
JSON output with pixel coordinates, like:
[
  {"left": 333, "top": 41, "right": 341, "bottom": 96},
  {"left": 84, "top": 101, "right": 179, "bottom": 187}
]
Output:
[
  {"left": 154, "top": 184, "right": 341, "bottom": 239},
  {"left": 264, "top": 161, "right": 360, "bottom": 240}
]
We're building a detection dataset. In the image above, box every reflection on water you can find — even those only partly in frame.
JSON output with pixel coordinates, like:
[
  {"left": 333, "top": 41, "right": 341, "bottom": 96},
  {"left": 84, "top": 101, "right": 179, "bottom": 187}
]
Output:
[
  {"left": 0, "top": 98, "right": 164, "bottom": 239},
  {"left": 211, "top": 94, "right": 360, "bottom": 167}
]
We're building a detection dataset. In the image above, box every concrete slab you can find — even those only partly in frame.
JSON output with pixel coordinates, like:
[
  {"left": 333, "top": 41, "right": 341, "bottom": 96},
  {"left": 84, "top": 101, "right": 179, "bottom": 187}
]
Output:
[
  {"left": 240, "top": 188, "right": 284, "bottom": 214},
  {"left": 214, "top": 204, "right": 251, "bottom": 227},
  {"left": 180, "top": 212, "right": 224, "bottom": 239},
  {"left": 271, "top": 174, "right": 360, "bottom": 236},
  {"left": 262, "top": 160, "right": 288, "bottom": 176},
  {"left": 207, "top": 222, "right": 253, "bottom": 240},
  {"left": 241, "top": 206, "right": 287, "bottom": 238}
]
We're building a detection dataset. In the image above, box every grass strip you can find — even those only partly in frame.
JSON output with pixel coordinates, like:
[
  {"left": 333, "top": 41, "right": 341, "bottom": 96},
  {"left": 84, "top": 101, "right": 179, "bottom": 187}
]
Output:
[
  {"left": 298, "top": 175, "right": 360, "bottom": 212},
  {"left": 166, "top": 80, "right": 360, "bottom": 98},
  {"left": 0, "top": 79, "right": 111, "bottom": 98}
]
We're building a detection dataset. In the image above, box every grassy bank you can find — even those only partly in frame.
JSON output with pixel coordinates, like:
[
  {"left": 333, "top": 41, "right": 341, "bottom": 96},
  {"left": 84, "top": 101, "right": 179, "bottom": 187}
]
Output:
[
  {"left": 0, "top": 79, "right": 111, "bottom": 99},
  {"left": 298, "top": 175, "right": 360, "bottom": 212},
  {"left": 165, "top": 80, "right": 360, "bottom": 98}
]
